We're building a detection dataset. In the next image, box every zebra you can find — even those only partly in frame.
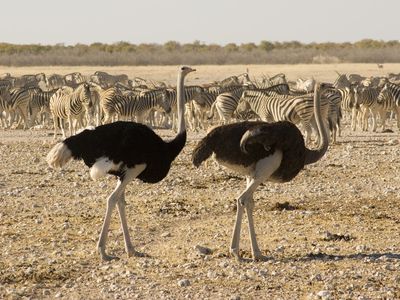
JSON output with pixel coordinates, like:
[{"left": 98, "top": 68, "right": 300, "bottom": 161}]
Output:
[
  {"left": 376, "top": 82, "right": 400, "bottom": 130},
  {"left": 7, "top": 87, "right": 32, "bottom": 129},
  {"left": 91, "top": 71, "right": 130, "bottom": 88},
  {"left": 207, "top": 84, "right": 289, "bottom": 125},
  {"left": 354, "top": 85, "right": 381, "bottom": 131},
  {"left": 100, "top": 88, "right": 170, "bottom": 126},
  {"left": 333, "top": 72, "right": 351, "bottom": 89},
  {"left": 323, "top": 88, "right": 342, "bottom": 143},
  {"left": 49, "top": 83, "right": 93, "bottom": 138},
  {"left": 29, "top": 88, "right": 59, "bottom": 127},
  {"left": 162, "top": 86, "right": 204, "bottom": 131},
  {"left": 13, "top": 73, "right": 47, "bottom": 89},
  {"left": 0, "top": 84, "right": 13, "bottom": 128},
  {"left": 99, "top": 87, "right": 121, "bottom": 124},
  {"left": 335, "top": 86, "right": 358, "bottom": 131},
  {"left": 207, "top": 86, "right": 246, "bottom": 124},
  {"left": 47, "top": 74, "right": 66, "bottom": 89},
  {"left": 189, "top": 84, "right": 250, "bottom": 131},
  {"left": 235, "top": 88, "right": 330, "bottom": 144}
]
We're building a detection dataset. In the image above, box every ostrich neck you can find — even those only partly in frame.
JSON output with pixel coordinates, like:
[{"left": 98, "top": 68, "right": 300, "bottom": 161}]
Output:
[
  {"left": 166, "top": 71, "right": 187, "bottom": 162},
  {"left": 176, "top": 73, "right": 186, "bottom": 134},
  {"left": 304, "top": 84, "right": 329, "bottom": 165}
]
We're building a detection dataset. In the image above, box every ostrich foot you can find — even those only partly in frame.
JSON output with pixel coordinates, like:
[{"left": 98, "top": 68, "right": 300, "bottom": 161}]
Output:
[
  {"left": 99, "top": 252, "right": 120, "bottom": 262},
  {"left": 252, "top": 252, "right": 270, "bottom": 262},
  {"left": 127, "top": 247, "right": 147, "bottom": 258},
  {"left": 98, "top": 245, "right": 120, "bottom": 261},
  {"left": 230, "top": 248, "right": 245, "bottom": 262}
]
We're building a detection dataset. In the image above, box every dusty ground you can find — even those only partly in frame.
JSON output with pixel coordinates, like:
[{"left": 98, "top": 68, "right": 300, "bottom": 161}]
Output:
[{"left": 1, "top": 65, "right": 400, "bottom": 299}]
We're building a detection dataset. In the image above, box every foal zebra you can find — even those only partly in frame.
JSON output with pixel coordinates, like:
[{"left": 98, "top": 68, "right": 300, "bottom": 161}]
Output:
[{"left": 49, "top": 83, "right": 93, "bottom": 138}]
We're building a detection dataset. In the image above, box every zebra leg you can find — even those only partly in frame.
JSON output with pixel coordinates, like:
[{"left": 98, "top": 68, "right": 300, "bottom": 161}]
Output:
[
  {"left": 68, "top": 115, "right": 73, "bottom": 137},
  {"left": 52, "top": 115, "right": 59, "bottom": 139},
  {"left": 60, "top": 118, "right": 67, "bottom": 138},
  {"left": 351, "top": 108, "right": 358, "bottom": 131},
  {"left": 395, "top": 107, "right": 400, "bottom": 130}
]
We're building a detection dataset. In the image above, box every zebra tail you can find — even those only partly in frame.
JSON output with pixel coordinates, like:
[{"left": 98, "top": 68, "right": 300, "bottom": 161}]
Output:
[
  {"left": 46, "top": 142, "right": 73, "bottom": 168},
  {"left": 207, "top": 102, "right": 216, "bottom": 120},
  {"left": 192, "top": 134, "right": 215, "bottom": 167}
]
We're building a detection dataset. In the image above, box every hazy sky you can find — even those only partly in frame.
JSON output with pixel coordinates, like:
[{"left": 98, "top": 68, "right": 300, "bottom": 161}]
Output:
[{"left": 2, "top": 0, "right": 398, "bottom": 45}]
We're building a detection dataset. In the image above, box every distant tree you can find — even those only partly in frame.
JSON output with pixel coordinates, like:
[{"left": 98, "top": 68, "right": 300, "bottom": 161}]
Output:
[
  {"left": 224, "top": 43, "right": 239, "bottom": 52},
  {"left": 240, "top": 43, "right": 257, "bottom": 52},
  {"left": 259, "top": 40, "right": 274, "bottom": 51},
  {"left": 164, "top": 41, "right": 181, "bottom": 52}
]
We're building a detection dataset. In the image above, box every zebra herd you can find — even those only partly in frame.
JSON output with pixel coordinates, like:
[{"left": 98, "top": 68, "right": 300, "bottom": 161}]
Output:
[{"left": 0, "top": 70, "right": 400, "bottom": 143}]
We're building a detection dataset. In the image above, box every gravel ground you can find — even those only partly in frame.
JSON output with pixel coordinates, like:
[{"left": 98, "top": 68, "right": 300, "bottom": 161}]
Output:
[{"left": 0, "top": 121, "right": 400, "bottom": 300}]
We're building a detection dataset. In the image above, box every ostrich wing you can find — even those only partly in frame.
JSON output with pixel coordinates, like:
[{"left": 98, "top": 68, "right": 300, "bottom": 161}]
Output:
[{"left": 240, "top": 123, "right": 281, "bottom": 154}]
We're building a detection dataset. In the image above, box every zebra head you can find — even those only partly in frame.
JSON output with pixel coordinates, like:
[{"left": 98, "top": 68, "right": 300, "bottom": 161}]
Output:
[
  {"left": 159, "top": 89, "right": 172, "bottom": 113},
  {"left": 235, "top": 91, "right": 252, "bottom": 116},
  {"left": 377, "top": 84, "right": 390, "bottom": 104},
  {"left": 80, "top": 83, "right": 94, "bottom": 124}
]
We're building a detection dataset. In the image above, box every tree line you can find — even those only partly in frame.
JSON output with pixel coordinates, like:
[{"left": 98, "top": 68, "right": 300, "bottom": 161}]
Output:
[{"left": 0, "top": 39, "right": 399, "bottom": 66}]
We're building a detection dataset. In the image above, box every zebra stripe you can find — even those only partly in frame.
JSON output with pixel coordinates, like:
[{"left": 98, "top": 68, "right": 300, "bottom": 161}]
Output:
[
  {"left": 236, "top": 89, "right": 329, "bottom": 144},
  {"left": 29, "top": 88, "right": 58, "bottom": 127},
  {"left": 377, "top": 82, "right": 400, "bottom": 130},
  {"left": 163, "top": 86, "right": 203, "bottom": 130},
  {"left": 101, "top": 89, "right": 170, "bottom": 125},
  {"left": 354, "top": 86, "right": 381, "bottom": 131},
  {"left": 208, "top": 84, "right": 289, "bottom": 124},
  {"left": 8, "top": 87, "right": 31, "bottom": 129},
  {"left": 50, "top": 83, "right": 93, "bottom": 138}
]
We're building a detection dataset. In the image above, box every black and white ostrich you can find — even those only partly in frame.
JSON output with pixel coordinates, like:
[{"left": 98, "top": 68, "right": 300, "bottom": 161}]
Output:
[
  {"left": 46, "top": 66, "right": 195, "bottom": 261},
  {"left": 192, "top": 82, "right": 331, "bottom": 261}
]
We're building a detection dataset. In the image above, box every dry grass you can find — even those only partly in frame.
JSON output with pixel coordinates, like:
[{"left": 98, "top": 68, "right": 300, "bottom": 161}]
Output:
[{"left": 1, "top": 63, "right": 398, "bottom": 85}]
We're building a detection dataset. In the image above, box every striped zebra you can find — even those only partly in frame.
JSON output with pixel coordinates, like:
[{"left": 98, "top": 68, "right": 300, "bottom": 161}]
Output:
[
  {"left": 376, "top": 82, "right": 400, "bottom": 130},
  {"left": 190, "top": 85, "right": 248, "bottom": 131},
  {"left": 207, "top": 86, "right": 246, "bottom": 124},
  {"left": 323, "top": 89, "right": 342, "bottom": 143},
  {"left": 333, "top": 73, "right": 351, "bottom": 89},
  {"left": 207, "top": 84, "right": 289, "bottom": 125},
  {"left": 91, "top": 71, "right": 130, "bottom": 88},
  {"left": 163, "top": 86, "right": 203, "bottom": 131},
  {"left": 8, "top": 87, "right": 32, "bottom": 129},
  {"left": 29, "top": 88, "right": 59, "bottom": 127},
  {"left": 0, "top": 84, "right": 12, "bottom": 128},
  {"left": 100, "top": 88, "right": 170, "bottom": 126},
  {"left": 235, "top": 89, "right": 330, "bottom": 144},
  {"left": 49, "top": 83, "right": 93, "bottom": 138},
  {"left": 47, "top": 74, "right": 66, "bottom": 89},
  {"left": 354, "top": 85, "right": 381, "bottom": 131}
]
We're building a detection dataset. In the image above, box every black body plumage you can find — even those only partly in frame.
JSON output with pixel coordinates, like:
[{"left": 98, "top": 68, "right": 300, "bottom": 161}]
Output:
[
  {"left": 192, "top": 121, "right": 306, "bottom": 182},
  {"left": 63, "top": 121, "right": 186, "bottom": 183}
]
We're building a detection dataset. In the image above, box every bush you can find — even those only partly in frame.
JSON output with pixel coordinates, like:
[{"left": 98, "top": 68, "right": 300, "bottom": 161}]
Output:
[{"left": 0, "top": 40, "right": 399, "bottom": 66}]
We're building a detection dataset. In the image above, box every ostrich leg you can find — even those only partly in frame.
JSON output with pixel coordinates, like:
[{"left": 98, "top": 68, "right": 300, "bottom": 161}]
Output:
[
  {"left": 97, "top": 164, "right": 146, "bottom": 261},
  {"left": 117, "top": 194, "right": 145, "bottom": 258}
]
